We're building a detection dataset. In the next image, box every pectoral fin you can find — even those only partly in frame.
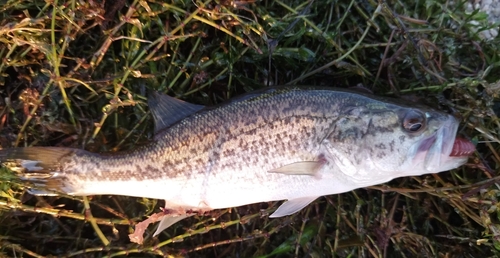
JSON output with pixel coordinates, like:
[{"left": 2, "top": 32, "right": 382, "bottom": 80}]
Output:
[
  {"left": 269, "top": 196, "right": 318, "bottom": 218},
  {"left": 268, "top": 161, "right": 324, "bottom": 176}
]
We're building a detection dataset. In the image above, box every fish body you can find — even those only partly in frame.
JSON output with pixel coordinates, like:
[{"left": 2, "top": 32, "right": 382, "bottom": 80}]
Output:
[{"left": 0, "top": 87, "right": 474, "bottom": 240}]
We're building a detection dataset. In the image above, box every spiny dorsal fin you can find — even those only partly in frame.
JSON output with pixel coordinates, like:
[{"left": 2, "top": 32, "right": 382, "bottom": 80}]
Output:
[{"left": 148, "top": 91, "right": 205, "bottom": 133}]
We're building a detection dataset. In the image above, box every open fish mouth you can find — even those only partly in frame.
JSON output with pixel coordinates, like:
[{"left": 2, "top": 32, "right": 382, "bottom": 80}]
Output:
[{"left": 419, "top": 118, "right": 475, "bottom": 172}]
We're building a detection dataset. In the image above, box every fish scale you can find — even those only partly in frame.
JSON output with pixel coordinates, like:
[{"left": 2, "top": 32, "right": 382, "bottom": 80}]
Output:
[{"left": 0, "top": 86, "right": 475, "bottom": 243}]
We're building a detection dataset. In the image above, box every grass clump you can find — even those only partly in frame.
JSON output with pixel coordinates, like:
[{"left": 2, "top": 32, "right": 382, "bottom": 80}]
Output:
[{"left": 0, "top": 0, "right": 499, "bottom": 257}]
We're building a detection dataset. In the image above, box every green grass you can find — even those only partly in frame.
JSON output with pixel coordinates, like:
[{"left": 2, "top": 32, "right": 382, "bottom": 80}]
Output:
[{"left": 1, "top": 0, "right": 499, "bottom": 256}]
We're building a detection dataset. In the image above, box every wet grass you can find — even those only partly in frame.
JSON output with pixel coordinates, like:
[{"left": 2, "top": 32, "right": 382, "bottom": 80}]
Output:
[{"left": 0, "top": 0, "right": 499, "bottom": 257}]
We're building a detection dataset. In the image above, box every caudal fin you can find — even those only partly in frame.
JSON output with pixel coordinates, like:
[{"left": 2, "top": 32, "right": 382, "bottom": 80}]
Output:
[{"left": 0, "top": 147, "right": 79, "bottom": 194}]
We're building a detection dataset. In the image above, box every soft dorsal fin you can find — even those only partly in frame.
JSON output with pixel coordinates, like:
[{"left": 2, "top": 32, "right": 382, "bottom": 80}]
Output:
[{"left": 148, "top": 91, "right": 205, "bottom": 133}]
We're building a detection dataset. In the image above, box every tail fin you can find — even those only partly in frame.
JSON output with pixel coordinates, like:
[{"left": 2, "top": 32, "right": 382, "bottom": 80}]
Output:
[{"left": 0, "top": 147, "right": 79, "bottom": 195}]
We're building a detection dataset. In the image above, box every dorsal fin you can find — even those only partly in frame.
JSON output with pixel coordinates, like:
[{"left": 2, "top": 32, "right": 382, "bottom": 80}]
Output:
[{"left": 148, "top": 91, "right": 205, "bottom": 133}]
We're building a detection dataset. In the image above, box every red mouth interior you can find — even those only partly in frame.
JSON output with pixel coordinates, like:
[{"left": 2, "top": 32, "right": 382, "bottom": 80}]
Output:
[{"left": 450, "top": 137, "right": 475, "bottom": 157}]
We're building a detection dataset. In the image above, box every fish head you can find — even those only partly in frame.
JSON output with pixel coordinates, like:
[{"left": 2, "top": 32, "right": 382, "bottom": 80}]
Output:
[
  {"left": 392, "top": 107, "right": 472, "bottom": 174},
  {"left": 324, "top": 102, "right": 474, "bottom": 185}
]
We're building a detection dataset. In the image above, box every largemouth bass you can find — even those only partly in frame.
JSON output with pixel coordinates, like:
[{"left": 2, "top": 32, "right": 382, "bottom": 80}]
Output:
[{"left": 0, "top": 87, "right": 475, "bottom": 243}]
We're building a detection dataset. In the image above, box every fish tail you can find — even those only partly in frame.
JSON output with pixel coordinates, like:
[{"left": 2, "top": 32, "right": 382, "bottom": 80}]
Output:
[{"left": 0, "top": 147, "right": 81, "bottom": 194}]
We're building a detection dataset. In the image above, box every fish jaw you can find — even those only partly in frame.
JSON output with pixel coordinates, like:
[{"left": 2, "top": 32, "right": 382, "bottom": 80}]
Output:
[{"left": 410, "top": 115, "right": 473, "bottom": 174}]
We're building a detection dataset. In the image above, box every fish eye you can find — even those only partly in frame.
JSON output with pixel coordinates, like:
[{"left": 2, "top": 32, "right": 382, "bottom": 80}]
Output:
[{"left": 403, "top": 110, "right": 426, "bottom": 133}]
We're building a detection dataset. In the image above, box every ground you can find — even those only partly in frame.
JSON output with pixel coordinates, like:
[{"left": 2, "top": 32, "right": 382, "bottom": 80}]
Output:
[{"left": 0, "top": 0, "right": 500, "bottom": 257}]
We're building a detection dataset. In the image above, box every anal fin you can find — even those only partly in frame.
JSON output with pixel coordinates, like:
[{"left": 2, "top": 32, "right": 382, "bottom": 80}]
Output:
[
  {"left": 269, "top": 196, "right": 318, "bottom": 218},
  {"left": 153, "top": 214, "right": 194, "bottom": 237}
]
